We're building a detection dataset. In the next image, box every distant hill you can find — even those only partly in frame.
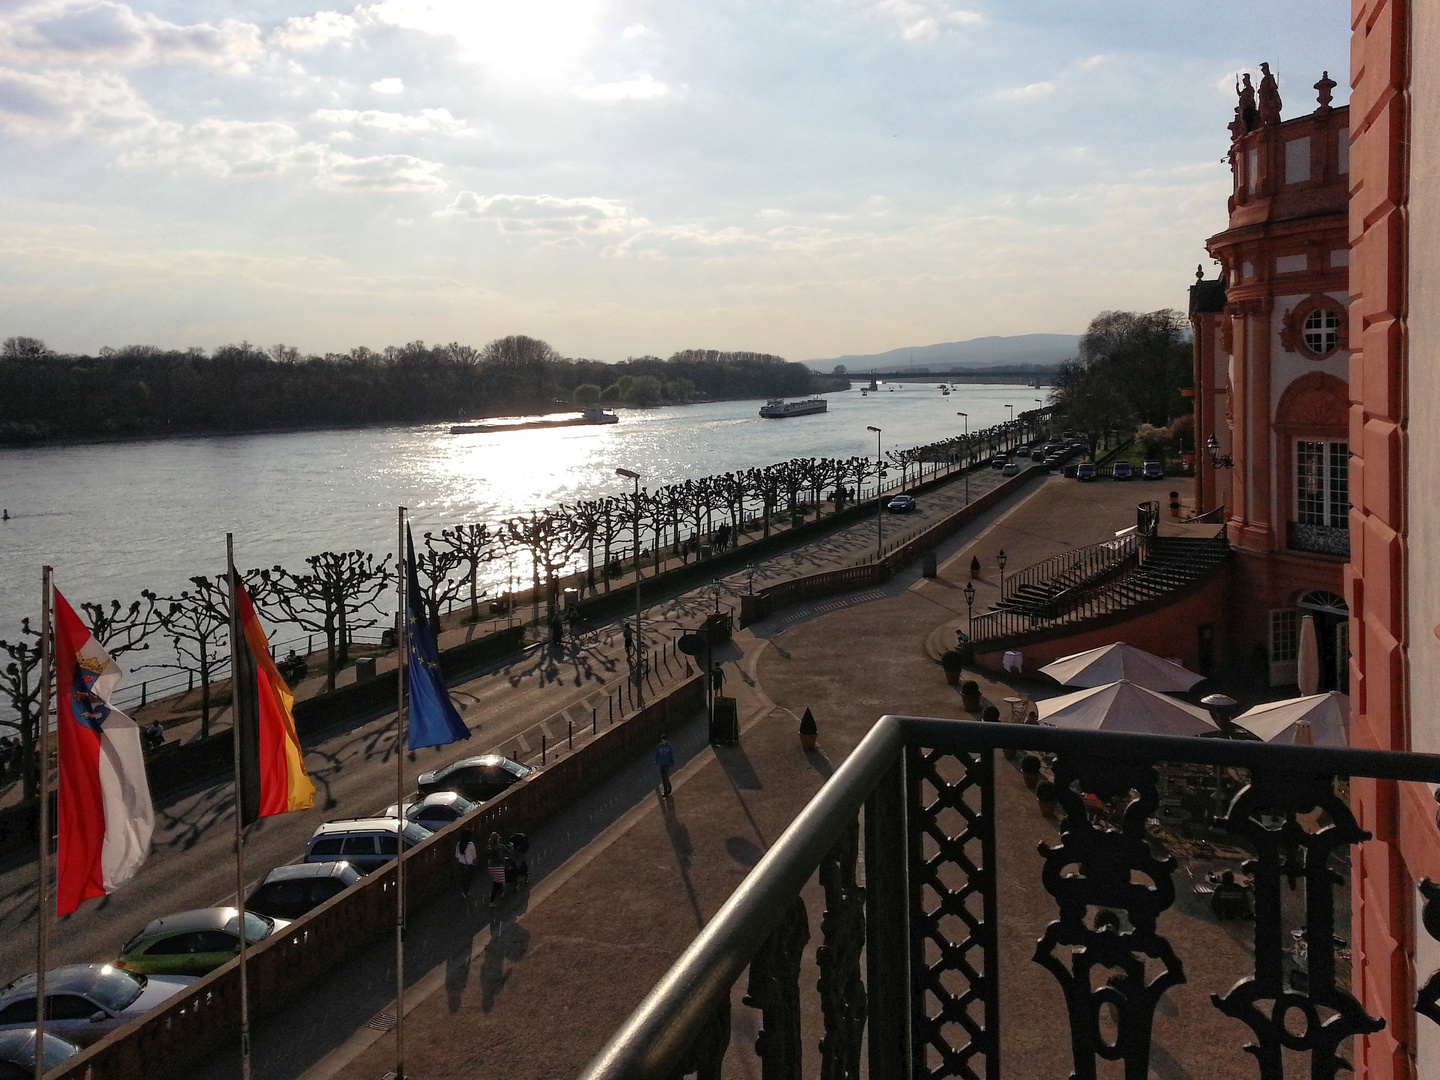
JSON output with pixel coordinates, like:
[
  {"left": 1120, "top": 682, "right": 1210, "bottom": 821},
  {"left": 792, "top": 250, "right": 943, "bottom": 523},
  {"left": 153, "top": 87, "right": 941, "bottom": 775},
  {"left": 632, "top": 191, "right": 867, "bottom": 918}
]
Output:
[{"left": 807, "top": 334, "right": 1078, "bottom": 372}]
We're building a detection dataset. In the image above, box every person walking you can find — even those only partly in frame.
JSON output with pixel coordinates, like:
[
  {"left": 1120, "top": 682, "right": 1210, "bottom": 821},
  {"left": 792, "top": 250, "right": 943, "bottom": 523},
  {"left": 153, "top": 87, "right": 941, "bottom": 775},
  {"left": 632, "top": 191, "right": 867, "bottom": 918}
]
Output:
[
  {"left": 485, "top": 832, "right": 510, "bottom": 907},
  {"left": 655, "top": 734, "right": 676, "bottom": 797},
  {"left": 454, "top": 828, "right": 477, "bottom": 899}
]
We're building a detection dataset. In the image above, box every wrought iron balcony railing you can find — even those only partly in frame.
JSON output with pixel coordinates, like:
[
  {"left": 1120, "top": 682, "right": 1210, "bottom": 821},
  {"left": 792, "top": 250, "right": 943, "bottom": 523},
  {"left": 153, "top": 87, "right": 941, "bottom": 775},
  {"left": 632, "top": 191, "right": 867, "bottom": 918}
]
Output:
[
  {"left": 578, "top": 717, "right": 1440, "bottom": 1080},
  {"left": 1287, "top": 521, "right": 1351, "bottom": 558}
]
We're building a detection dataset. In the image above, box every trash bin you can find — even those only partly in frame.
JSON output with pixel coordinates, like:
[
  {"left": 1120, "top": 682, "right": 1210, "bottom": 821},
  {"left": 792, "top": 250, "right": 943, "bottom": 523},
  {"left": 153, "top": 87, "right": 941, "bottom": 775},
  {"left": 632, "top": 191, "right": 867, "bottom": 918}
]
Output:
[
  {"left": 922, "top": 552, "right": 937, "bottom": 578},
  {"left": 355, "top": 657, "right": 377, "bottom": 683},
  {"left": 563, "top": 587, "right": 580, "bottom": 610},
  {"left": 711, "top": 696, "right": 739, "bottom": 745},
  {"left": 700, "top": 543, "right": 713, "bottom": 560}
]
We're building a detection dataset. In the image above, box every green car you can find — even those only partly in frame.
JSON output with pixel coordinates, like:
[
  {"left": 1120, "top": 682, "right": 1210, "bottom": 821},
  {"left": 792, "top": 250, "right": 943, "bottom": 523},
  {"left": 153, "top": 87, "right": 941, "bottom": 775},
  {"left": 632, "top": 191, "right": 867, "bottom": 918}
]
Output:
[{"left": 115, "top": 907, "right": 291, "bottom": 977}]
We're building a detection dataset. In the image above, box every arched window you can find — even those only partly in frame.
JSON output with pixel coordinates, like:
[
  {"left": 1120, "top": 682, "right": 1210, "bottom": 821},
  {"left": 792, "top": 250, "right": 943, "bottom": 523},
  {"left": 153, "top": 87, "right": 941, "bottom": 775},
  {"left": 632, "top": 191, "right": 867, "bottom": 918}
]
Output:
[{"left": 1303, "top": 308, "right": 1341, "bottom": 355}]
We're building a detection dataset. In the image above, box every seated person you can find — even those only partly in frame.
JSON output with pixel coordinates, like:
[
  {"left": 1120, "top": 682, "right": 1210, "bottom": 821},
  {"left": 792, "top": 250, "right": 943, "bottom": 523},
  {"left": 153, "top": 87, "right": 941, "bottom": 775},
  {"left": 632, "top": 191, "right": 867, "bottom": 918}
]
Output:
[{"left": 1210, "top": 870, "right": 1249, "bottom": 920}]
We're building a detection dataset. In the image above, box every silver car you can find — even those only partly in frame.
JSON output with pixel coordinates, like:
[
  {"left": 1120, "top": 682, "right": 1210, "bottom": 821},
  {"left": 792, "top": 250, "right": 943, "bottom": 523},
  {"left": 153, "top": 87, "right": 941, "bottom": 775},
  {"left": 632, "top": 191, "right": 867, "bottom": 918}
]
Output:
[{"left": 0, "top": 965, "right": 197, "bottom": 1047}]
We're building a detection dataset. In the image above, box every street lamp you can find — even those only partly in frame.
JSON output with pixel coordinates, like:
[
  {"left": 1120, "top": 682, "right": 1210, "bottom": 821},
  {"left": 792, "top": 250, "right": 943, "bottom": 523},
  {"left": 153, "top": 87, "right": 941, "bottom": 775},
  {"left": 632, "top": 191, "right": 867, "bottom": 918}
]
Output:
[
  {"left": 867, "top": 425, "right": 883, "bottom": 559},
  {"left": 997, "top": 548, "right": 1008, "bottom": 597},
  {"left": 711, "top": 577, "right": 722, "bottom": 612},
  {"left": 956, "top": 412, "right": 969, "bottom": 505},
  {"left": 1206, "top": 433, "right": 1235, "bottom": 469},
  {"left": 616, "top": 467, "right": 643, "bottom": 706},
  {"left": 746, "top": 562, "right": 756, "bottom": 595},
  {"left": 963, "top": 580, "right": 975, "bottom": 636}
]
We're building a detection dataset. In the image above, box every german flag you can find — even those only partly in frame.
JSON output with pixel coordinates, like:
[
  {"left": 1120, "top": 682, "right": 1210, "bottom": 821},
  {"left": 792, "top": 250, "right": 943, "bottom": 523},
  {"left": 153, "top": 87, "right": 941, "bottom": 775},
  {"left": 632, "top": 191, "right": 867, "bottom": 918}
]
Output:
[{"left": 233, "top": 579, "right": 315, "bottom": 825}]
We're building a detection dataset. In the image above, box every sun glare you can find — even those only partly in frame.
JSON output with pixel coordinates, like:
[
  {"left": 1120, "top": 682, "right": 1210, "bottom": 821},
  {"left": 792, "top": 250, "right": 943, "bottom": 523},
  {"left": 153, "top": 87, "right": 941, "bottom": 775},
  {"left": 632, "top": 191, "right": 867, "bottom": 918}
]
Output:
[{"left": 370, "top": 0, "right": 608, "bottom": 86}]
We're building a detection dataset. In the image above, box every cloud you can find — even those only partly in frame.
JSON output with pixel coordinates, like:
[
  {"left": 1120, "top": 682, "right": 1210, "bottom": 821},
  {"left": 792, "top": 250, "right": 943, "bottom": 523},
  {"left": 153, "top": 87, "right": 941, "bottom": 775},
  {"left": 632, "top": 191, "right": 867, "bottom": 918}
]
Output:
[
  {"left": 621, "top": 23, "right": 649, "bottom": 40},
  {"left": 117, "top": 119, "right": 319, "bottom": 177},
  {"left": 312, "top": 107, "right": 476, "bottom": 135},
  {"left": 1078, "top": 54, "right": 1111, "bottom": 71},
  {"left": 435, "top": 192, "right": 644, "bottom": 235},
  {"left": 0, "top": 65, "right": 157, "bottom": 138},
  {"left": 316, "top": 152, "right": 447, "bottom": 193},
  {"left": 269, "top": 11, "right": 362, "bottom": 51},
  {"left": 573, "top": 75, "right": 668, "bottom": 102},
  {"left": 370, "top": 77, "right": 404, "bottom": 94},
  {"left": 831, "top": 0, "right": 983, "bottom": 41},
  {"left": 994, "top": 81, "right": 1055, "bottom": 102},
  {"left": 0, "top": 1, "right": 263, "bottom": 71}
]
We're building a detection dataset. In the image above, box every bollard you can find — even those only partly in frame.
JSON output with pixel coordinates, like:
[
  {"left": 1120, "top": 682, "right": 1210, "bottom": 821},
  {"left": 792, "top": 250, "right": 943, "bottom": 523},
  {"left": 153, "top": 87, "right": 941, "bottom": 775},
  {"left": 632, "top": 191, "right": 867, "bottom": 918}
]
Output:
[
  {"left": 542, "top": 735, "right": 547, "bottom": 765},
  {"left": 592, "top": 708, "right": 597, "bottom": 735},
  {"left": 140, "top": 681, "right": 147, "bottom": 708},
  {"left": 609, "top": 695, "right": 614, "bottom": 724},
  {"left": 568, "top": 721, "right": 573, "bottom": 749},
  {"left": 188, "top": 670, "right": 194, "bottom": 693}
]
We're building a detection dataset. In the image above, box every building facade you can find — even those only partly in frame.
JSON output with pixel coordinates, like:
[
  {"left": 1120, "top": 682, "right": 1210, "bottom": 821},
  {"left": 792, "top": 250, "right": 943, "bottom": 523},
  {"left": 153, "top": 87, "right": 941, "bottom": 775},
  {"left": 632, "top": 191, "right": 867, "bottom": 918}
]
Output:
[
  {"left": 1349, "top": 2, "right": 1440, "bottom": 1078},
  {"left": 1190, "top": 73, "right": 1352, "bottom": 690}
]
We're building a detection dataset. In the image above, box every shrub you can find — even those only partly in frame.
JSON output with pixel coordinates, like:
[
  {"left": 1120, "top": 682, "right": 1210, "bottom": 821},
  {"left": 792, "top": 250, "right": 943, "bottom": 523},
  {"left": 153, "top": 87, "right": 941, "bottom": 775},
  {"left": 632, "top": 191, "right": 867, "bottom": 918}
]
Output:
[
  {"left": 798, "top": 708, "right": 818, "bottom": 736},
  {"left": 940, "top": 650, "right": 966, "bottom": 673},
  {"left": 1035, "top": 780, "right": 1057, "bottom": 802},
  {"left": 960, "top": 679, "right": 979, "bottom": 697},
  {"left": 1020, "top": 755, "right": 1042, "bottom": 774}
]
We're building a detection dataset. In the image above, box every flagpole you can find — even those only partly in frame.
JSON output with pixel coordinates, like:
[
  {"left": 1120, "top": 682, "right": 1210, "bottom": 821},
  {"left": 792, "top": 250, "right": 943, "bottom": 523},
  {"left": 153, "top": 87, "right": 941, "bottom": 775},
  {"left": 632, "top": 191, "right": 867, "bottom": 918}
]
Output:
[
  {"left": 394, "top": 506, "right": 408, "bottom": 1080},
  {"left": 35, "top": 565, "right": 52, "bottom": 1080},
  {"left": 226, "top": 534, "right": 252, "bottom": 1080}
]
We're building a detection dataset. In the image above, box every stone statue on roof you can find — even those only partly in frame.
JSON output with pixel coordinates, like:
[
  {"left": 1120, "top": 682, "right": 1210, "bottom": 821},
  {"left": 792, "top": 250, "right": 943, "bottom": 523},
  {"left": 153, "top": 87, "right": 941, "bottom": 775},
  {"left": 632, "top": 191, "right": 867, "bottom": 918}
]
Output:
[
  {"left": 1232, "top": 72, "right": 1258, "bottom": 138},
  {"left": 1314, "top": 70, "right": 1337, "bottom": 112},
  {"left": 1258, "top": 62, "right": 1282, "bottom": 125}
]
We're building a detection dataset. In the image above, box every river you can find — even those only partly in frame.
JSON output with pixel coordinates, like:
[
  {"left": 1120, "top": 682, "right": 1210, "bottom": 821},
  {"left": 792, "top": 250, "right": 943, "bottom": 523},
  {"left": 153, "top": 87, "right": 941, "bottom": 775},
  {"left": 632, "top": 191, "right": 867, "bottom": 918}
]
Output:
[{"left": 0, "top": 383, "right": 1040, "bottom": 639}]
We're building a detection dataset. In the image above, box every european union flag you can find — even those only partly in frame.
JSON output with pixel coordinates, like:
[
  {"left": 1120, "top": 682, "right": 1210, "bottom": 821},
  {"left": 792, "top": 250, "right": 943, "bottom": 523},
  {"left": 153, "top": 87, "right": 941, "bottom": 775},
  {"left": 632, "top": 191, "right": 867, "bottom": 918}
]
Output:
[{"left": 405, "top": 525, "right": 471, "bottom": 750}]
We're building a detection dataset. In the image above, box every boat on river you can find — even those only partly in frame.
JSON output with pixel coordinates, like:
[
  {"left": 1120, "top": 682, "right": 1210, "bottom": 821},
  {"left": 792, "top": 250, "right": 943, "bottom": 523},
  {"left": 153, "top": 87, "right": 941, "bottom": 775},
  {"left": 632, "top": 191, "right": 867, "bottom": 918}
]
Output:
[
  {"left": 758, "top": 398, "right": 828, "bottom": 419},
  {"left": 450, "top": 407, "right": 619, "bottom": 435}
]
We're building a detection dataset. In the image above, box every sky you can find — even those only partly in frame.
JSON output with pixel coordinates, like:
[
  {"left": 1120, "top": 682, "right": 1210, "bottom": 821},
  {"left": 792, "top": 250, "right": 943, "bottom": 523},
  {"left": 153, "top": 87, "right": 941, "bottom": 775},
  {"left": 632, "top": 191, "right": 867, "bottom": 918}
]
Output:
[{"left": 0, "top": 0, "right": 1351, "bottom": 362}]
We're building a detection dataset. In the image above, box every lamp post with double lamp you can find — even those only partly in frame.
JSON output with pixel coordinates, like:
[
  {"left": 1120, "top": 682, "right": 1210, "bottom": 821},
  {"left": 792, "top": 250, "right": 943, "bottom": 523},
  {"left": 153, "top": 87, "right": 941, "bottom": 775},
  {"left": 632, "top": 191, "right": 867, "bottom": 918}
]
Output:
[
  {"left": 963, "top": 580, "right": 975, "bottom": 637},
  {"left": 997, "top": 548, "right": 1008, "bottom": 599},
  {"left": 615, "top": 467, "right": 643, "bottom": 707},
  {"left": 956, "top": 412, "right": 969, "bottom": 504},
  {"left": 746, "top": 562, "right": 756, "bottom": 595},
  {"left": 1005, "top": 404, "right": 1014, "bottom": 449}
]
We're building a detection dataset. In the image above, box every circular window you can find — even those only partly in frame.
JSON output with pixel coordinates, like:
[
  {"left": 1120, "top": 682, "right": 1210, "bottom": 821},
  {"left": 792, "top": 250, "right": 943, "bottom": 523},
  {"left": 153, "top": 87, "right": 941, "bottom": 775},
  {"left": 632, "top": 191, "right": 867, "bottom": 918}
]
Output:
[{"left": 1303, "top": 308, "right": 1340, "bottom": 355}]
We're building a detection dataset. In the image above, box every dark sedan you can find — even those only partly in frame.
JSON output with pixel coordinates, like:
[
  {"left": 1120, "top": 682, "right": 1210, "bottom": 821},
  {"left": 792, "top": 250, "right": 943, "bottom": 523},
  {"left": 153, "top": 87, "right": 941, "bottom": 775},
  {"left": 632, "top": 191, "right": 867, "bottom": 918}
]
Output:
[{"left": 416, "top": 755, "right": 539, "bottom": 802}]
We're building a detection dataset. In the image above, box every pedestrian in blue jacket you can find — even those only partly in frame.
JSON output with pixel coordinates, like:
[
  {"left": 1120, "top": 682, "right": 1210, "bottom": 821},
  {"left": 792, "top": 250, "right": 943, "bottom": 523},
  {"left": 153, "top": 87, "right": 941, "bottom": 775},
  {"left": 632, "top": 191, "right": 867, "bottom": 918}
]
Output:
[{"left": 655, "top": 734, "right": 676, "bottom": 796}]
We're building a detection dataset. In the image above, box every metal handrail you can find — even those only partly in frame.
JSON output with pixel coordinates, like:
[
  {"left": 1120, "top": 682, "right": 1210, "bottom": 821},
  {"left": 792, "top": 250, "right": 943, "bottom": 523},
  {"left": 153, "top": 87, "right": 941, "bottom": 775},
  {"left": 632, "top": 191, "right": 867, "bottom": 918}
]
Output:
[
  {"left": 579, "top": 716, "right": 1440, "bottom": 1080},
  {"left": 1001, "top": 533, "right": 1139, "bottom": 604}
]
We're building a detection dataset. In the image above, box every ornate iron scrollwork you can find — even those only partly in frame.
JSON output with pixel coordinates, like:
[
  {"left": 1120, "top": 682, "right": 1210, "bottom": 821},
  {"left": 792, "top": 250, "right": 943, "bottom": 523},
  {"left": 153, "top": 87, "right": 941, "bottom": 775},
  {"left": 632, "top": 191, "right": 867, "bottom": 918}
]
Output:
[
  {"left": 1211, "top": 769, "right": 1382, "bottom": 1079},
  {"left": 817, "top": 821, "right": 867, "bottom": 1080},
  {"left": 743, "top": 895, "right": 809, "bottom": 1079},
  {"left": 907, "top": 746, "right": 999, "bottom": 1080},
  {"left": 1032, "top": 753, "right": 1184, "bottom": 1080}
]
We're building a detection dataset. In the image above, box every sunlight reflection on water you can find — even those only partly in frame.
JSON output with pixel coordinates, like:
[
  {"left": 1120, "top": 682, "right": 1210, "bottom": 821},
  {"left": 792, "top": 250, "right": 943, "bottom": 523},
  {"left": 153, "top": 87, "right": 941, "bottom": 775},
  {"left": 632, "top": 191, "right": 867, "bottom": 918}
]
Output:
[{"left": 0, "top": 384, "right": 1036, "bottom": 629}]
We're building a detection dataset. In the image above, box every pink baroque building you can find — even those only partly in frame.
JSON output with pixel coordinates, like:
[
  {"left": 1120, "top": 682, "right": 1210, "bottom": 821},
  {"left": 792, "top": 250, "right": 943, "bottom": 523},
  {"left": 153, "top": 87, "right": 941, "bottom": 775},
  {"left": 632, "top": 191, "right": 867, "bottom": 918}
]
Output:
[{"left": 1191, "top": 68, "right": 1353, "bottom": 691}]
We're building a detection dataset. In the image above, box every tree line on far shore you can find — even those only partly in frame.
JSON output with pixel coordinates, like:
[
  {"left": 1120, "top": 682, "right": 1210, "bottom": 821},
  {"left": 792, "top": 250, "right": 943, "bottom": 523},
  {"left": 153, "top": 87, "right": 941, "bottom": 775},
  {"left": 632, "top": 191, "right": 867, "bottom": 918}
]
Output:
[{"left": 0, "top": 335, "right": 845, "bottom": 444}]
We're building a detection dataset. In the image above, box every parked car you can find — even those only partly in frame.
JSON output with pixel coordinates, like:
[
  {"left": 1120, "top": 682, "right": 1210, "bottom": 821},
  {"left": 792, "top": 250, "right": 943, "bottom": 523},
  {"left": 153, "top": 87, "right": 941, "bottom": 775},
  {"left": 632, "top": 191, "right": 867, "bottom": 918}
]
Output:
[
  {"left": 0, "top": 965, "right": 197, "bottom": 1047},
  {"left": 1000, "top": 462, "right": 1021, "bottom": 477},
  {"left": 990, "top": 455, "right": 1008, "bottom": 469},
  {"left": 245, "top": 861, "right": 364, "bottom": 920},
  {"left": 115, "top": 907, "right": 291, "bottom": 977},
  {"left": 416, "top": 755, "right": 539, "bottom": 803},
  {"left": 1112, "top": 461, "right": 1133, "bottom": 480},
  {"left": 1076, "top": 463, "right": 1098, "bottom": 482},
  {"left": 886, "top": 494, "right": 917, "bottom": 513},
  {"left": 1014, "top": 446, "right": 1031, "bottom": 458},
  {"left": 0, "top": 1029, "right": 80, "bottom": 1079},
  {"left": 1143, "top": 460, "right": 1165, "bottom": 480},
  {"left": 304, "top": 818, "right": 433, "bottom": 874},
  {"left": 383, "top": 791, "right": 480, "bottom": 831}
]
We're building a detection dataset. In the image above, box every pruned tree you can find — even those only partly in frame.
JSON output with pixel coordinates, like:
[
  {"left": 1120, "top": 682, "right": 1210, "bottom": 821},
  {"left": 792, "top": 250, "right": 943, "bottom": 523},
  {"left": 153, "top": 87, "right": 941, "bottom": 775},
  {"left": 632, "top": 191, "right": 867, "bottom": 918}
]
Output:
[
  {"left": 155, "top": 577, "right": 230, "bottom": 739},
  {"left": 501, "top": 510, "right": 581, "bottom": 620},
  {"left": 80, "top": 593, "right": 165, "bottom": 659},
  {"left": 749, "top": 466, "right": 781, "bottom": 538},
  {"left": 430, "top": 523, "right": 498, "bottom": 621},
  {"left": 415, "top": 534, "right": 466, "bottom": 637},
  {"left": 0, "top": 620, "right": 42, "bottom": 801},
  {"left": 271, "top": 550, "right": 392, "bottom": 693}
]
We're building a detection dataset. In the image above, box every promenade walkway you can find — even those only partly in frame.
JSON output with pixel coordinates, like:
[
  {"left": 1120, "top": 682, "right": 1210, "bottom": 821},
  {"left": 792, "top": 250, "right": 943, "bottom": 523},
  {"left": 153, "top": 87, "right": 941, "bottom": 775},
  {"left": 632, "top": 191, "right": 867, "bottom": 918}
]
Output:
[{"left": 189, "top": 469, "right": 1279, "bottom": 1080}]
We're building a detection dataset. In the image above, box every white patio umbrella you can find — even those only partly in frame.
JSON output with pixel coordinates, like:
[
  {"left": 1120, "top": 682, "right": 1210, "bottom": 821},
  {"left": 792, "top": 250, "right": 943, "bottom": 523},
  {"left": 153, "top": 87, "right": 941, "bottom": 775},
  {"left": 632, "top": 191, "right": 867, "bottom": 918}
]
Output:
[
  {"left": 1297, "top": 615, "right": 1321, "bottom": 696},
  {"left": 1039, "top": 642, "right": 1206, "bottom": 693},
  {"left": 1037, "top": 680, "right": 1220, "bottom": 736},
  {"left": 1232, "top": 692, "right": 1349, "bottom": 747}
]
